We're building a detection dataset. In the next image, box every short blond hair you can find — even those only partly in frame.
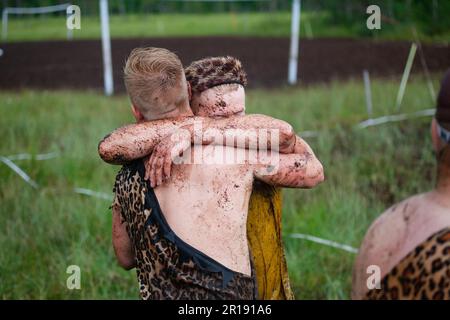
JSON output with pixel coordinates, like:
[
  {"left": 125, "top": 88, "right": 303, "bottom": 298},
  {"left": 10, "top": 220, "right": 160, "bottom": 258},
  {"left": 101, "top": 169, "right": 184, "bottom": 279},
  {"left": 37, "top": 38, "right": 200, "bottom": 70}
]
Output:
[{"left": 124, "top": 47, "right": 187, "bottom": 119}]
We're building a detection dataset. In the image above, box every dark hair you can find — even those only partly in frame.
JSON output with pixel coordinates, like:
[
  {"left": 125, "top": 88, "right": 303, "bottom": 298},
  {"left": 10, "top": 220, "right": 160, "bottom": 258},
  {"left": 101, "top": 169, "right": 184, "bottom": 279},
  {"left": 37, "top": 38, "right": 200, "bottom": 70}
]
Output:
[{"left": 436, "top": 70, "right": 450, "bottom": 131}]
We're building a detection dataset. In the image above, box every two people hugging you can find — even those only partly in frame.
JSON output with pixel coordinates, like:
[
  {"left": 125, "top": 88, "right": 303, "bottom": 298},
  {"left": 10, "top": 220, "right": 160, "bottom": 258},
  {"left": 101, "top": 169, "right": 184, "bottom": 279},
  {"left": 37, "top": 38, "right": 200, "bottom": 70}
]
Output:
[{"left": 98, "top": 47, "right": 324, "bottom": 299}]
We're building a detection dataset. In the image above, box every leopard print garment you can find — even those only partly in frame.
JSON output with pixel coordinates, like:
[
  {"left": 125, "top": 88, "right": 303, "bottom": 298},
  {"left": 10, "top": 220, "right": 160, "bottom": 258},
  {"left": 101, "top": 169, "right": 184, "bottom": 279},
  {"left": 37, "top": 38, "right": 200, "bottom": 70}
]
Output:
[
  {"left": 112, "top": 160, "right": 257, "bottom": 300},
  {"left": 365, "top": 227, "right": 450, "bottom": 300}
]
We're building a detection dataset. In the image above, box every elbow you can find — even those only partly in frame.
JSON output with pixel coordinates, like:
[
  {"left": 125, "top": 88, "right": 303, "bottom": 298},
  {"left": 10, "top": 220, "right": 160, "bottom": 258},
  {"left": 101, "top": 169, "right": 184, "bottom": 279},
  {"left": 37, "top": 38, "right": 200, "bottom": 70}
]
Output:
[
  {"left": 112, "top": 236, "right": 136, "bottom": 270},
  {"left": 98, "top": 138, "right": 124, "bottom": 165},
  {"left": 113, "top": 243, "right": 136, "bottom": 270},
  {"left": 302, "top": 161, "right": 325, "bottom": 188},
  {"left": 117, "top": 256, "right": 135, "bottom": 270},
  {"left": 98, "top": 137, "right": 112, "bottom": 163}
]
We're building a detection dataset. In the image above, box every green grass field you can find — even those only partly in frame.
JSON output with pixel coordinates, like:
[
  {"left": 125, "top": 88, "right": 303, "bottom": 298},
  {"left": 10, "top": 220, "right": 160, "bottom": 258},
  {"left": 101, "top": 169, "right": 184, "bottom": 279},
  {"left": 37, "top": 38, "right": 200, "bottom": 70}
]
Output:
[
  {"left": 3, "top": 12, "right": 449, "bottom": 43},
  {"left": 0, "top": 74, "right": 442, "bottom": 299}
]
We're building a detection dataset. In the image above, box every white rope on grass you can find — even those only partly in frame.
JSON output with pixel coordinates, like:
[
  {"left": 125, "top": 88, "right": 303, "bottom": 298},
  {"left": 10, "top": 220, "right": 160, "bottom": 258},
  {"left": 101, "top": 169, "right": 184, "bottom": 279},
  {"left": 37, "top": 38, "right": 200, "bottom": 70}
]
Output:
[
  {"left": 1, "top": 153, "right": 112, "bottom": 201},
  {"left": 73, "top": 187, "right": 112, "bottom": 201},
  {"left": 0, "top": 156, "right": 38, "bottom": 188},
  {"left": 290, "top": 233, "right": 358, "bottom": 254},
  {"left": 356, "top": 108, "right": 435, "bottom": 129},
  {"left": 6, "top": 151, "right": 60, "bottom": 161},
  {"left": 298, "top": 108, "right": 435, "bottom": 138}
]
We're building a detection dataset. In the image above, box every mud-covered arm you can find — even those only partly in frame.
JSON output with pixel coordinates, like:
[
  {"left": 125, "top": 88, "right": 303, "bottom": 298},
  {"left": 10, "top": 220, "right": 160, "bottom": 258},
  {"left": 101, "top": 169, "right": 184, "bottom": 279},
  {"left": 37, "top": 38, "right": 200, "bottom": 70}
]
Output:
[
  {"left": 98, "top": 117, "right": 196, "bottom": 165},
  {"left": 253, "top": 140, "right": 324, "bottom": 188},
  {"left": 98, "top": 114, "right": 295, "bottom": 164}
]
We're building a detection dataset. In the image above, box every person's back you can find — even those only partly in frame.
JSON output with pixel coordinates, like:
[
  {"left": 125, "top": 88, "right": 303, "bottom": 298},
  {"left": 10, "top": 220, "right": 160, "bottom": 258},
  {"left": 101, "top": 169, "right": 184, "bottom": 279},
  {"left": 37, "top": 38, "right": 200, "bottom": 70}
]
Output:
[
  {"left": 352, "top": 70, "right": 450, "bottom": 300},
  {"left": 154, "top": 145, "right": 261, "bottom": 276},
  {"left": 113, "top": 156, "right": 258, "bottom": 299}
]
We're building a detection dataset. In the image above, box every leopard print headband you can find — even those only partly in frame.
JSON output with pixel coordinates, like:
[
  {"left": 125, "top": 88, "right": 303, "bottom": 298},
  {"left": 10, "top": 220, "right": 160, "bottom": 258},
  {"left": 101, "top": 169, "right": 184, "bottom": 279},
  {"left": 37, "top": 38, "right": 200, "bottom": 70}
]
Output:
[{"left": 185, "top": 56, "right": 247, "bottom": 94}]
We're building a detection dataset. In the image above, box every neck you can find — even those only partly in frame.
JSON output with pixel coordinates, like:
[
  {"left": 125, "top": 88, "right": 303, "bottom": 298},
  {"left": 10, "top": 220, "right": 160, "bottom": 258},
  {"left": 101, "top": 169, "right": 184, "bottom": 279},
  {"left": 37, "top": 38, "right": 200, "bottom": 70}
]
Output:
[
  {"left": 175, "top": 100, "right": 194, "bottom": 117},
  {"left": 436, "top": 146, "right": 450, "bottom": 194},
  {"left": 146, "top": 101, "right": 193, "bottom": 121},
  {"left": 179, "top": 106, "right": 194, "bottom": 117}
]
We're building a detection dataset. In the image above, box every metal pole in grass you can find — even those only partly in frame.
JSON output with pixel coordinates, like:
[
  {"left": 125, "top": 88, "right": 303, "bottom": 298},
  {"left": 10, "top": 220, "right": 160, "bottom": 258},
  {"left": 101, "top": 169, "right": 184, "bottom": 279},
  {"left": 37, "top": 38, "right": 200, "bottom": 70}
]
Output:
[
  {"left": 363, "top": 69, "right": 373, "bottom": 118},
  {"left": 67, "top": 24, "right": 73, "bottom": 40},
  {"left": 288, "top": 0, "right": 301, "bottom": 85},
  {"left": 66, "top": 6, "right": 73, "bottom": 41},
  {"left": 411, "top": 27, "right": 436, "bottom": 102},
  {"left": 396, "top": 42, "right": 417, "bottom": 111},
  {"left": 100, "top": 0, "right": 114, "bottom": 96}
]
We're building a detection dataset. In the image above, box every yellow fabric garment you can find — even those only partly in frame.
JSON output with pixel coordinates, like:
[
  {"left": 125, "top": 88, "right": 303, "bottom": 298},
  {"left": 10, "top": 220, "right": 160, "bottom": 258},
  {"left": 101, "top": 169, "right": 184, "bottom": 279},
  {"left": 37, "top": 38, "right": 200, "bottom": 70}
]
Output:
[{"left": 247, "top": 181, "right": 295, "bottom": 300}]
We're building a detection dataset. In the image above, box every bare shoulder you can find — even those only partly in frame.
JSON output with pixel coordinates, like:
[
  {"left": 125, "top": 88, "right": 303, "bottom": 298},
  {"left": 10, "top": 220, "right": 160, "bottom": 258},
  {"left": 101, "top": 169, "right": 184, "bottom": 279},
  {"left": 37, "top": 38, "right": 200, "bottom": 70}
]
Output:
[
  {"left": 352, "top": 194, "right": 425, "bottom": 299},
  {"left": 363, "top": 193, "right": 426, "bottom": 250}
]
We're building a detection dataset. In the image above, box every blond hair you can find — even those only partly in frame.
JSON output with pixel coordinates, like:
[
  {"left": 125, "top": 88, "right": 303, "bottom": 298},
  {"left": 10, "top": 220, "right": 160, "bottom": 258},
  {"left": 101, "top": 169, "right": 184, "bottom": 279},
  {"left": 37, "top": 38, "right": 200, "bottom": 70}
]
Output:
[{"left": 124, "top": 47, "right": 187, "bottom": 120}]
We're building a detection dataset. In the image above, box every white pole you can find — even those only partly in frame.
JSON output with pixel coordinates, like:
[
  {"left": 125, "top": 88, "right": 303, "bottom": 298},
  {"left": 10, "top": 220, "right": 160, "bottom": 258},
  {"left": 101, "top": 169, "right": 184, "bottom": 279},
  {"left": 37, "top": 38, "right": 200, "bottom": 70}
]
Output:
[
  {"left": 67, "top": 20, "right": 73, "bottom": 40},
  {"left": 288, "top": 0, "right": 301, "bottom": 85},
  {"left": 2, "top": 9, "right": 8, "bottom": 41},
  {"left": 66, "top": 7, "right": 73, "bottom": 41},
  {"left": 363, "top": 70, "right": 373, "bottom": 118},
  {"left": 396, "top": 43, "right": 417, "bottom": 111},
  {"left": 100, "top": 0, "right": 114, "bottom": 96}
]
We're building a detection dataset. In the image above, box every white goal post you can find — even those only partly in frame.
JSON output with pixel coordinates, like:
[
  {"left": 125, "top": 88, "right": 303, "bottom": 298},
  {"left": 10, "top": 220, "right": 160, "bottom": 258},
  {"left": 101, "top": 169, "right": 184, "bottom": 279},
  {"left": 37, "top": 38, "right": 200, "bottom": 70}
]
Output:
[
  {"left": 2, "top": 3, "right": 73, "bottom": 41},
  {"left": 168, "top": 0, "right": 302, "bottom": 85},
  {"left": 1, "top": 0, "right": 300, "bottom": 96},
  {"left": 288, "top": 0, "right": 301, "bottom": 85},
  {"left": 100, "top": 0, "right": 113, "bottom": 96}
]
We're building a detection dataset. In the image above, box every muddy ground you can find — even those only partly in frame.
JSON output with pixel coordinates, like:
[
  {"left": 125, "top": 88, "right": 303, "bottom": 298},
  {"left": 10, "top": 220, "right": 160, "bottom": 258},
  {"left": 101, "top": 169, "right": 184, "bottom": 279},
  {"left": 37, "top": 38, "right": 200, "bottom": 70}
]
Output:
[{"left": 0, "top": 37, "right": 448, "bottom": 92}]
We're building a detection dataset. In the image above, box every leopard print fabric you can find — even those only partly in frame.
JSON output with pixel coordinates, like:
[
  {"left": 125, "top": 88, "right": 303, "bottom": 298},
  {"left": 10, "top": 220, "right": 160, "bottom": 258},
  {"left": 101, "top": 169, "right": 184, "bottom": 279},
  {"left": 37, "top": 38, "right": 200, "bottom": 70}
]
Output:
[
  {"left": 112, "top": 160, "right": 257, "bottom": 300},
  {"left": 365, "top": 227, "right": 450, "bottom": 300}
]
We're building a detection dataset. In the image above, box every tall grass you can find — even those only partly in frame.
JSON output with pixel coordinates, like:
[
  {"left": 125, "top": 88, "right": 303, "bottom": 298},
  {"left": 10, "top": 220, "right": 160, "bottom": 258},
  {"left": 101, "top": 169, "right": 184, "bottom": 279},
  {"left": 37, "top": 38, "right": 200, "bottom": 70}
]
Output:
[{"left": 0, "top": 74, "right": 442, "bottom": 299}]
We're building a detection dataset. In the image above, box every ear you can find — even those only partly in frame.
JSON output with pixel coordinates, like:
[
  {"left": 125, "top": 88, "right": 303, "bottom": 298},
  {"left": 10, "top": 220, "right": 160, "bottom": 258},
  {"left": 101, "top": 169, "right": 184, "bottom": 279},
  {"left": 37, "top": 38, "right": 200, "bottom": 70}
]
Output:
[
  {"left": 187, "top": 81, "right": 192, "bottom": 102},
  {"left": 431, "top": 118, "right": 442, "bottom": 153},
  {"left": 131, "top": 104, "right": 145, "bottom": 123}
]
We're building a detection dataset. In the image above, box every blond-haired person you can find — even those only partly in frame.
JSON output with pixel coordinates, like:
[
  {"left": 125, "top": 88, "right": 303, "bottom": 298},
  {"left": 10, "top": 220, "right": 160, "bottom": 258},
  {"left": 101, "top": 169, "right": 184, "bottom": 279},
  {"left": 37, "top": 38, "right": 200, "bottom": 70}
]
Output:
[{"left": 99, "top": 48, "right": 324, "bottom": 299}]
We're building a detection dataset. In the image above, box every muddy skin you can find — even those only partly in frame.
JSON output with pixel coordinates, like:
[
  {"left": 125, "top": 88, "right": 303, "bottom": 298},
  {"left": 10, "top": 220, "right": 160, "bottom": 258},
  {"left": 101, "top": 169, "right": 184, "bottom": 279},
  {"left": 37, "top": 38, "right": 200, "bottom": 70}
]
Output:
[
  {"left": 256, "top": 151, "right": 323, "bottom": 188},
  {"left": 98, "top": 114, "right": 296, "bottom": 165},
  {"left": 106, "top": 84, "right": 323, "bottom": 276},
  {"left": 153, "top": 149, "right": 256, "bottom": 274}
]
